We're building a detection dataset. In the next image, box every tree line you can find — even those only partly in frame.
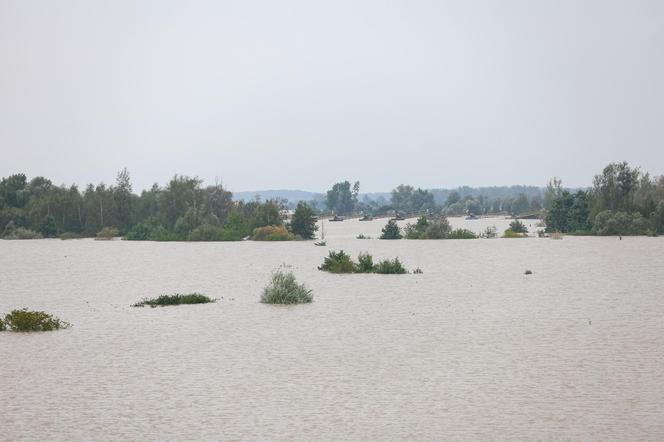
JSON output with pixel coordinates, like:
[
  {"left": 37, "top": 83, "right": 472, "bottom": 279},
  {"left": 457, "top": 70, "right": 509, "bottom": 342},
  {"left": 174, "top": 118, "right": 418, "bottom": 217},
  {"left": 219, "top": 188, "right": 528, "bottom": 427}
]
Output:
[
  {"left": 0, "top": 169, "right": 317, "bottom": 240},
  {"left": 545, "top": 162, "right": 664, "bottom": 235}
]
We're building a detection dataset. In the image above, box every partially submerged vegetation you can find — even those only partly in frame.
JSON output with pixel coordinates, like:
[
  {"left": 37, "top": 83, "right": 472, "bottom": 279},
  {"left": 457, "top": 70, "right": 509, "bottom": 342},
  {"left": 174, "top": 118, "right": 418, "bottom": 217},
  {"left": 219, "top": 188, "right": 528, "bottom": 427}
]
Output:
[
  {"left": 251, "top": 225, "right": 294, "bottom": 241},
  {"left": 1, "top": 309, "right": 70, "bottom": 332},
  {"left": 503, "top": 219, "right": 529, "bottom": 238},
  {"left": 380, "top": 219, "right": 402, "bottom": 239},
  {"left": 261, "top": 270, "right": 313, "bottom": 304},
  {"left": 318, "top": 250, "right": 409, "bottom": 274},
  {"left": 132, "top": 293, "right": 215, "bottom": 307},
  {"left": 96, "top": 226, "right": 119, "bottom": 240}
]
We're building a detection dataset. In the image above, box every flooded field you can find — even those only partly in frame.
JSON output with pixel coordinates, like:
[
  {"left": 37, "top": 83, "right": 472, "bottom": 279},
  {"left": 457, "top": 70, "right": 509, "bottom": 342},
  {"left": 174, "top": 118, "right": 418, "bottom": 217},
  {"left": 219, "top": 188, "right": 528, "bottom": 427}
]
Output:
[{"left": 1, "top": 217, "right": 663, "bottom": 440}]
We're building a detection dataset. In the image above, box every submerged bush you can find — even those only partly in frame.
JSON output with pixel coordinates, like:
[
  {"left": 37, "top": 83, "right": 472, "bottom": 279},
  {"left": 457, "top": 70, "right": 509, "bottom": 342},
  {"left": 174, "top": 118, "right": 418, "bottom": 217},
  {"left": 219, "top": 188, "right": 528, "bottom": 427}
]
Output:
[
  {"left": 373, "top": 258, "right": 408, "bottom": 274},
  {"left": 503, "top": 229, "right": 528, "bottom": 238},
  {"left": 319, "top": 250, "right": 409, "bottom": 274},
  {"left": 380, "top": 219, "right": 402, "bottom": 239},
  {"left": 2, "top": 309, "right": 70, "bottom": 331},
  {"left": 447, "top": 228, "right": 477, "bottom": 239},
  {"left": 96, "top": 226, "right": 119, "bottom": 240},
  {"left": 132, "top": 293, "right": 215, "bottom": 307},
  {"left": 261, "top": 270, "right": 313, "bottom": 304},
  {"left": 356, "top": 252, "right": 375, "bottom": 273},
  {"left": 404, "top": 216, "right": 453, "bottom": 239},
  {"left": 404, "top": 216, "right": 429, "bottom": 239},
  {"left": 252, "top": 225, "right": 294, "bottom": 241},
  {"left": 318, "top": 250, "right": 356, "bottom": 273},
  {"left": 508, "top": 219, "right": 528, "bottom": 234}
]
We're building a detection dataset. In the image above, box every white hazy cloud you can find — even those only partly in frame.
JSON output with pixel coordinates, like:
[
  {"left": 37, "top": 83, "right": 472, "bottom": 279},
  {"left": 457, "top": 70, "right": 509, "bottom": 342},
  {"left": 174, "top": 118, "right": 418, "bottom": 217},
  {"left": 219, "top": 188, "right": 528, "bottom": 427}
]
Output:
[{"left": 1, "top": 0, "right": 663, "bottom": 192}]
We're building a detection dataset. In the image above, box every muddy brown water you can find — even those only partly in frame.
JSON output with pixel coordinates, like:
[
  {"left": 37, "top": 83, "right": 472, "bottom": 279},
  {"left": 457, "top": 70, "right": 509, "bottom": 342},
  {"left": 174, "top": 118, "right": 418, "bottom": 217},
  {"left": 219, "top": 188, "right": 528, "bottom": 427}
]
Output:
[{"left": 1, "top": 217, "right": 663, "bottom": 440}]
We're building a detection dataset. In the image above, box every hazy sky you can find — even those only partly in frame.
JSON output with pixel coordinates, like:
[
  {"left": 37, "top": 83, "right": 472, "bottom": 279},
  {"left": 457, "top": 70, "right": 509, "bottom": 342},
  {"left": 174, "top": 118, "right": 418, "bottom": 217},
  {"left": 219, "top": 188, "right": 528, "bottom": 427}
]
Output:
[{"left": 1, "top": 0, "right": 663, "bottom": 192}]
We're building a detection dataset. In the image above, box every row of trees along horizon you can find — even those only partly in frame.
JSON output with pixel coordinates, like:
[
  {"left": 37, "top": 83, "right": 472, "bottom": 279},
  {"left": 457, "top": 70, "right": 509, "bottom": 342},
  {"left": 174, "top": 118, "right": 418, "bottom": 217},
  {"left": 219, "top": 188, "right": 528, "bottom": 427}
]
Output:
[{"left": 0, "top": 161, "right": 663, "bottom": 240}]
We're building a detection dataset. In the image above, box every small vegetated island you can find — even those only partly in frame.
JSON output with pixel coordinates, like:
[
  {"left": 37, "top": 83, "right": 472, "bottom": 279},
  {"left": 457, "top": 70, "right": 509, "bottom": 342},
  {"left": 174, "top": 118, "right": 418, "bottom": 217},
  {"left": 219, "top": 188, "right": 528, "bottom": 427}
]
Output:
[
  {"left": 319, "top": 250, "right": 408, "bottom": 274},
  {"left": 132, "top": 293, "right": 215, "bottom": 307},
  {"left": 261, "top": 269, "right": 313, "bottom": 304},
  {"left": 0, "top": 309, "right": 70, "bottom": 332},
  {"left": 1, "top": 161, "right": 663, "bottom": 240}
]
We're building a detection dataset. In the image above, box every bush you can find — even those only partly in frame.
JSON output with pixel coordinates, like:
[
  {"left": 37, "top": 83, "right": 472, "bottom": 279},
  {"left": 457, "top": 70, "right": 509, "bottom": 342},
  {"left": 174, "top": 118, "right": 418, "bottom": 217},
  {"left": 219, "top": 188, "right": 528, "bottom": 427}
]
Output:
[
  {"left": 356, "top": 252, "right": 375, "bottom": 273},
  {"left": 413, "top": 267, "right": 423, "bottom": 274},
  {"left": 380, "top": 219, "right": 402, "bottom": 239},
  {"left": 373, "top": 258, "right": 408, "bottom": 274},
  {"left": 2, "top": 309, "right": 70, "bottom": 331},
  {"left": 447, "top": 228, "right": 477, "bottom": 239},
  {"left": 318, "top": 250, "right": 356, "bottom": 273},
  {"left": 503, "top": 229, "right": 527, "bottom": 238},
  {"left": 424, "top": 217, "right": 452, "bottom": 239},
  {"left": 252, "top": 225, "right": 294, "bottom": 241},
  {"left": 404, "top": 217, "right": 429, "bottom": 239},
  {"left": 509, "top": 219, "right": 528, "bottom": 234},
  {"left": 0, "top": 318, "right": 5, "bottom": 331},
  {"left": 132, "top": 293, "right": 215, "bottom": 307},
  {"left": 319, "top": 251, "right": 410, "bottom": 275},
  {"left": 96, "top": 226, "right": 119, "bottom": 240},
  {"left": 59, "top": 232, "right": 81, "bottom": 240},
  {"left": 356, "top": 234, "right": 371, "bottom": 239},
  {"left": 3, "top": 227, "right": 42, "bottom": 240},
  {"left": 261, "top": 270, "right": 313, "bottom": 304}
]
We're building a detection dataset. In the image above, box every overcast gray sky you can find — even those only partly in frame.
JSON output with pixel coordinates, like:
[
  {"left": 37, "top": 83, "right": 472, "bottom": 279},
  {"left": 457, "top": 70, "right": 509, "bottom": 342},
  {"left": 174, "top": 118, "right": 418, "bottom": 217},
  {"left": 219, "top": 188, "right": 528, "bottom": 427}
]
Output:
[{"left": 1, "top": 0, "right": 663, "bottom": 192}]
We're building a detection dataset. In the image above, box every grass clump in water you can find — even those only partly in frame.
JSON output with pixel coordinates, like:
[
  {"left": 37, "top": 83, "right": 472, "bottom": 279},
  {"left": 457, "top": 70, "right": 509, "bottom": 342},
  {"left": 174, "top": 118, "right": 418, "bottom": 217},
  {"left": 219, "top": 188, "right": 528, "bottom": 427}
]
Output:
[
  {"left": 261, "top": 270, "right": 313, "bottom": 304},
  {"left": 2, "top": 309, "right": 71, "bottom": 331},
  {"left": 132, "top": 293, "right": 215, "bottom": 307}
]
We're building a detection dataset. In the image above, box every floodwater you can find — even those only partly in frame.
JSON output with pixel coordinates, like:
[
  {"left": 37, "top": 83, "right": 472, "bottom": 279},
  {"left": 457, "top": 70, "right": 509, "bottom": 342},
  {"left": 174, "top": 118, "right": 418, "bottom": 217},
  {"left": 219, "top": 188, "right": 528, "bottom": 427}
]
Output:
[{"left": 1, "top": 217, "right": 663, "bottom": 441}]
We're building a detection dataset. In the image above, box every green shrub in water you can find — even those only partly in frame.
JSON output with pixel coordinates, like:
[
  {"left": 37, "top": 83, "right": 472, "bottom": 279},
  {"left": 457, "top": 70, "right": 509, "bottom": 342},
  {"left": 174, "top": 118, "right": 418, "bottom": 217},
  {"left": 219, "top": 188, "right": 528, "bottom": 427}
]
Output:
[
  {"left": 252, "top": 225, "right": 294, "bottom": 241},
  {"left": 318, "top": 250, "right": 356, "bottom": 273},
  {"left": 2, "top": 309, "right": 70, "bottom": 331},
  {"left": 319, "top": 250, "right": 409, "bottom": 274},
  {"left": 261, "top": 270, "right": 313, "bottom": 304},
  {"left": 447, "top": 228, "right": 477, "bottom": 239},
  {"left": 356, "top": 252, "right": 375, "bottom": 273},
  {"left": 380, "top": 219, "right": 402, "bottom": 239},
  {"left": 132, "top": 293, "right": 215, "bottom": 307},
  {"left": 373, "top": 257, "right": 408, "bottom": 274}
]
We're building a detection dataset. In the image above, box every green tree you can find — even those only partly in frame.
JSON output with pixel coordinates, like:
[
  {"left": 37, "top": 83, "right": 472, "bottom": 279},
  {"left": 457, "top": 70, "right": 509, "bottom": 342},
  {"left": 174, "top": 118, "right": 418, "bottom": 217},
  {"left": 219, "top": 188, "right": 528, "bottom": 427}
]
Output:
[
  {"left": 114, "top": 168, "right": 134, "bottom": 233},
  {"left": 289, "top": 202, "right": 318, "bottom": 239},
  {"left": 326, "top": 181, "right": 358, "bottom": 215}
]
